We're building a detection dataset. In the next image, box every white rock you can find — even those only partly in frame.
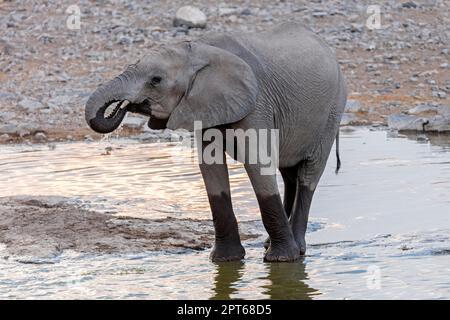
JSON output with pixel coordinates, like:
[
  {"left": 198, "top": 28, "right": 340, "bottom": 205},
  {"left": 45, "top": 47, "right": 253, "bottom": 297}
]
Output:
[
  {"left": 34, "top": 132, "right": 47, "bottom": 142},
  {"left": 173, "top": 6, "right": 207, "bottom": 28},
  {"left": 47, "top": 95, "right": 72, "bottom": 109},
  {"left": 425, "top": 115, "right": 450, "bottom": 132},
  {"left": 345, "top": 100, "right": 363, "bottom": 113},
  {"left": 388, "top": 114, "right": 426, "bottom": 131},
  {"left": 340, "top": 113, "right": 358, "bottom": 125},
  {"left": 407, "top": 103, "right": 438, "bottom": 115},
  {"left": 122, "top": 115, "right": 146, "bottom": 129},
  {"left": 0, "top": 133, "right": 11, "bottom": 143},
  {"left": 218, "top": 7, "right": 239, "bottom": 17},
  {"left": 437, "top": 105, "right": 450, "bottom": 116},
  {"left": 18, "top": 98, "right": 43, "bottom": 112}
]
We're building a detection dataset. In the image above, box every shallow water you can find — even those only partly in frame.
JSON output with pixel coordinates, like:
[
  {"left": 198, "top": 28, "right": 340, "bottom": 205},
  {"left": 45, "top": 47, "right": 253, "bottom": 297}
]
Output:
[{"left": 0, "top": 128, "right": 449, "bottom": 299}]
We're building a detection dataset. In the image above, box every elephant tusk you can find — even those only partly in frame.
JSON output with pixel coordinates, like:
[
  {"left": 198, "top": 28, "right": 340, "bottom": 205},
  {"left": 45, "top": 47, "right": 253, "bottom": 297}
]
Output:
[{"left": 120, "top": 100, "right": 130, "bottom": 109}]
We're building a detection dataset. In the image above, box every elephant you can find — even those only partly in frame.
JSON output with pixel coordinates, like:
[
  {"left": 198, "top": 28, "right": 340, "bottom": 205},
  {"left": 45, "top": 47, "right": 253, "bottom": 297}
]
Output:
[{"left": 85, "top": 22, "right": 347, "bottom": 262}]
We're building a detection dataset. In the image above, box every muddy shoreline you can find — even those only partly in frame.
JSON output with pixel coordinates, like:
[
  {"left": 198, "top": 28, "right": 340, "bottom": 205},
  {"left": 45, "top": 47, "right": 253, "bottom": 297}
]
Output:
[{"left": 0, "top": 196, "right": 259, "bottom": 262}]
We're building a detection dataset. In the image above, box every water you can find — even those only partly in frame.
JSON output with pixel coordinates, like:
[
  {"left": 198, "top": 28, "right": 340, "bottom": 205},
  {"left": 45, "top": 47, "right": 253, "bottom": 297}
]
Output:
[{"left": 0, "top": 128, "right": 449, "bottom": 299}]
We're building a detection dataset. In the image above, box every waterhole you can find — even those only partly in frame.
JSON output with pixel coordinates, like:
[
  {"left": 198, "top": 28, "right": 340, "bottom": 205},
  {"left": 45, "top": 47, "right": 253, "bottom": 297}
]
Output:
[{"left": 0, "top": 128, "right": 449, "bottom": 299}]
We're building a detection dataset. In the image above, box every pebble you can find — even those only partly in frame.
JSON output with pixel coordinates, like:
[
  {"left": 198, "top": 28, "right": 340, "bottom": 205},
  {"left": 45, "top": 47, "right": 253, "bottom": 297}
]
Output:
[
  {"left": 34, "top": 132, "right": 47, "bottom": 142},
  {"left": 218, "top": 7, "right": 240, "bottom": 17},
  {"left": 345, "top": 100, "right": 364, "bottom": 113},
  {"left": 173, "top": 6, "right": 207, "bottom": 28},
  {"left": 18, "top": 98, "right": 44, "bottom": 112},
  {"left": 402, "top": 1, "right": 417, "bottom": 9},
  {"left": 0, "top": 133, "right": 11, "bottom": 143}
]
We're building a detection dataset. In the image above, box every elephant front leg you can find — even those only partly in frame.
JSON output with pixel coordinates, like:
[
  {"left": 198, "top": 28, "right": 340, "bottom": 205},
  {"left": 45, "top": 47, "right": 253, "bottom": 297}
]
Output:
[
  {"left": 245, "top": 164, "right": 300, "bottom": 262},
  {"left": 199, "top": 161, "right": 245, "bottom": 262}
]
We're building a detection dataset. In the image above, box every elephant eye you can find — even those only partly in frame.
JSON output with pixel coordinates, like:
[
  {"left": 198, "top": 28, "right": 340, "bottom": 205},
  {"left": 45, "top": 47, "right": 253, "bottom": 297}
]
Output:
[{"left": 150, "top": 76, "right": 162, "bottom": 86}]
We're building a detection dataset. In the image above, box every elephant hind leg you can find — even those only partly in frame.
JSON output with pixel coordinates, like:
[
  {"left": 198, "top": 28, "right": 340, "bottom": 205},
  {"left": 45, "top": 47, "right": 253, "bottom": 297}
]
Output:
[
  {"left": 263, "top": 164, "right": 299, "bottom": 250},
  {"left": 290, "top": 153, "right": 330, "bottom": 255}
]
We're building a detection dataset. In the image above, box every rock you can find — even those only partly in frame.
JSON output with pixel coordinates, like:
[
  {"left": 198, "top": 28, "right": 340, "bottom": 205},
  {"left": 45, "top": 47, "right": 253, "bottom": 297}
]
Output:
[
  {"left": 218, "top": 7, "right": 239, "bottom": 17},
  {"left": 122, "top": 115, "right": 146, "bottom": 129},
  {"left": 0, "top": 92, "right": 16, "bottom": 100},
  {"left": 0, "top": 123, "right": 18, "bottom": 134},
  {"left": 437, "top": 105, "right": 450, "bottom": 116},
  {"left": 440, "top": 63, "right": 449, "bottom": 69},
  {"left": 345, "top": 100, "right": 363, "bottom": 113},
  {"left": 402, "top": 1, "right": 417, "bottom": 8},
  {"left": 424, "top": 115, "right": 450, "bottom": 132},
  {"left": 0, "top": 133, "right": 11, "bottom": 143},
  {"left": 0, "top": 111, "right": 15, "bottom": 121},
  {"left": 432, "top": 91, "right": 447, "bottom": 99},
  {"left": 18, "top": 98, "right": 43, "bottom": 112},
  {"left": 47, "top": 95, "right": 72, "bottom": 109},
  {"left": 241, "top": 8, "right": 252, "bottom": 16},
  {"left": 387, "top": 114, "right": 426, "bottom": 131},
  {"left": 388, "top": 111, "right": 450, "bottom": 132},
  {"left": 407, "top": 103, "right": 439, "bottom": 115},
  {"left": 34, "top": 132, "right": 47, "bottom": 142},
  {"left": 173, "top": 6, "right": 207, "bottom": 29},
  {"left": 312, "top": 11, "right": 328, "bottom": 18},
  {"left": 340, "top": 113, "right": 358, "bottom": 125}
]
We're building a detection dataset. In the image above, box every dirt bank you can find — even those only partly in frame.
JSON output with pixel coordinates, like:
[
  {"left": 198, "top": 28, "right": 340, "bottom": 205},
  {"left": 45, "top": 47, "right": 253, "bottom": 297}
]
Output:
[{"left": 0, "top": 196, "right": 258, "bottom": 261}]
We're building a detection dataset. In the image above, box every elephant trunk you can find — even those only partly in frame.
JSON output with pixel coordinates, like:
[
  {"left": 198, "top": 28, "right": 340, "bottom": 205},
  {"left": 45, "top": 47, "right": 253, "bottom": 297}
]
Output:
[{"left": 85, "top": 76, "right": 130, "bottom": 134}]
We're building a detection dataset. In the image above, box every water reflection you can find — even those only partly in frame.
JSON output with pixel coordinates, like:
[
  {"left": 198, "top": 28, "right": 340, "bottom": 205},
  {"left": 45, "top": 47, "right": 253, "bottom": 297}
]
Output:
[
  {"left": 262, "top": 259, "right": 319, "bottom": 300},
  {"left": 394, "top": 131, "right": 450, "bottom": 149},
  {"left": 210, "top": 258, "right": 319, "bottom": 300},
  {"left": 210, "top": 262, "right": 245, "bottom": 300}
]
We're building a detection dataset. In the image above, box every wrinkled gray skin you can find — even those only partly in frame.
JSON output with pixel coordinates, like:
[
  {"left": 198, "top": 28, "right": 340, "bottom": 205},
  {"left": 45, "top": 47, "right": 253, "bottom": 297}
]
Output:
[{"left": 85, "top": 22, "right": 347, "bottom": 262}]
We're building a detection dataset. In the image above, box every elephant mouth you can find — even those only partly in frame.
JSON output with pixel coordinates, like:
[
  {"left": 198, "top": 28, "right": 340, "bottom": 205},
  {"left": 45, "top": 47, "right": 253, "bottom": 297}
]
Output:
[
  {"left": 104, "top": 99, "right": 168, "bottom": 130},
  {"left": 104, "top": 100, "right": 130, "bottom": 119}
]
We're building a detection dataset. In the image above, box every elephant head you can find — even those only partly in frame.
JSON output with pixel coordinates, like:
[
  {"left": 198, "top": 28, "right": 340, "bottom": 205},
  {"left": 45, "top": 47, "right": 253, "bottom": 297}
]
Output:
[{"left": 85, "top": 42, "right": 258, "bottom": 134}]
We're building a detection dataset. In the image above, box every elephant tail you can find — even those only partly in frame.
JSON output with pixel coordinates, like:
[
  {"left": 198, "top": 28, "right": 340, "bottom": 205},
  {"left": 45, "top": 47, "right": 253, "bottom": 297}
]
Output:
[{"left": 335, "top": 131, "right": 341, "bottom": 174}]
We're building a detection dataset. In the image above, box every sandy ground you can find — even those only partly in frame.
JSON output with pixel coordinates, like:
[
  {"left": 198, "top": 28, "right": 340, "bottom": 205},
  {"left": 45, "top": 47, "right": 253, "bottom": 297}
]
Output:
[{"left": 0, "top": 196, "right": 258, "bottom": 261}]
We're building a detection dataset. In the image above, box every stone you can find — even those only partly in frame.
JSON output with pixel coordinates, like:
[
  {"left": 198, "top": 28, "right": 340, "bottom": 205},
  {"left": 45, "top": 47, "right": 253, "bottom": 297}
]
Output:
[
  {"left": 18, "top": 98, "right": 44, "bottom": 112},
  {"left": 437, "top": 105, "right": 450, "bottom": 117},
  {"left": 218, "top": 7, "right": 239, "bottom": 17},
  {"left": 432, "top": 91, "right": 447, "bottom": 99},
  {"left": 241, "top": 8, "right": 252, "bottom": 16},
  {"left": 0, "top": 133, "right": 11, "bottom": 143},
  {"left": 312, "top": 11, "right": 328, "bottom": 18},
  {"left": 402, "top": 1, "right": 417, "bottom": 8},
  {"left": 387, "top": 114, "right": 426, "bottom": 131},
  {"left": 47, "top": 95, "right": 73, "bottom": 109},
  {"left": 0, "top": 123, "right": 18, "bottom": 134},
  {"left": 122, "top": 115, "right": 146, "bottom": 129},
  {"left": 34, "top": 132, "right": 47, "bottom": 142},
  {"left": 340, "top": 113, "right": 358, "bottom": 126},
  {"left": 407, "top": 103, "right": 439, "bottom": 115},
  {"left": 345, "top": 100, "right": 363, "bottom": 113},
  {"left": 424, "top": 115, "right": 450, "bottom": 132},
  {"left": 0, "top": 92, "right": 16, "bottom": 100},
  {"left": 173, "top": 6, "right": 207, "bottom": 28}
]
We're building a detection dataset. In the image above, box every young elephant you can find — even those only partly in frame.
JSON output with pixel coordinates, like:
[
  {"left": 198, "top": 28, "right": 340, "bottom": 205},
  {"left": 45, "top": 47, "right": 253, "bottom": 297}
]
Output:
[{"left": 85, "top": 22, "right": 347, "bottom": 262}]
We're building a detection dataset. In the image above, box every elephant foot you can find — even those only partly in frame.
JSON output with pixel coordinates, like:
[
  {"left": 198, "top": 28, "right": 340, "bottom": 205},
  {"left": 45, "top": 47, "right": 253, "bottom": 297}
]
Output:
[
  {"left": 295, "top": 235, "right": 307, "bottom": 255},
  {"left": 210, "top": 242, "right": 245, "bottom": 262},
  {"left": 264, "top": 241, "right": 300, "bottom": 262},
  {"left": 263, "top": 236, "right": 270, "bottom": 250}
]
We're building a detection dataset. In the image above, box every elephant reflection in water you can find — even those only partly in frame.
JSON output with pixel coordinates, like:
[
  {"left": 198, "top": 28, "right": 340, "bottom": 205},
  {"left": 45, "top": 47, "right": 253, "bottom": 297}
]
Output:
[{"left": 210, "top": 259, "right": 319, "bottom": 300}]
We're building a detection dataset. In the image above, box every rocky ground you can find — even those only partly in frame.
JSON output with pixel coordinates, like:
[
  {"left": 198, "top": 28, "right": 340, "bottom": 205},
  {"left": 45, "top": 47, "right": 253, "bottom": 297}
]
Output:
[
  {"left": 0, "top": 0, "right": 449, "bottom": 144},
  {"left": 0, "top": 196, "right": 258, "bottom": 262}
]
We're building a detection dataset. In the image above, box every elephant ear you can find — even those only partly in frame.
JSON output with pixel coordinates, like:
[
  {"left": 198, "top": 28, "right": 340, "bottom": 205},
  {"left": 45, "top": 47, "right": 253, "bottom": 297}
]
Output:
[{"left": 167, "top": 43, "right": 258, "bottom": 131}]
